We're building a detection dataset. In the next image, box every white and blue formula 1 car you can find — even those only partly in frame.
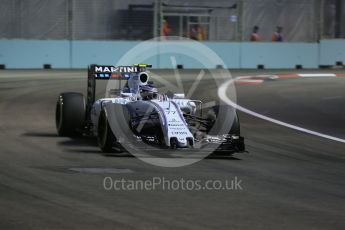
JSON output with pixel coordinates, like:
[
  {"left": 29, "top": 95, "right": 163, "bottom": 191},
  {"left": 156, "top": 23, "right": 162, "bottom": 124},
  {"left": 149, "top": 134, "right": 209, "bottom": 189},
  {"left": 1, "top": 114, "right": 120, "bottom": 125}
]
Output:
[{"left": 55, "top": 64, "right": 245, "bottom": 155}]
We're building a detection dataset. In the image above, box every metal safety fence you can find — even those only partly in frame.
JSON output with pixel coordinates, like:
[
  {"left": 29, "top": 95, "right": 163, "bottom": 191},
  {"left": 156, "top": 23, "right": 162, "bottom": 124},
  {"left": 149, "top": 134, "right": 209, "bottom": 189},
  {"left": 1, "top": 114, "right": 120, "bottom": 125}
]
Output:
[{"left": 0, "top": 0, "right": 343, "bottom": 42}]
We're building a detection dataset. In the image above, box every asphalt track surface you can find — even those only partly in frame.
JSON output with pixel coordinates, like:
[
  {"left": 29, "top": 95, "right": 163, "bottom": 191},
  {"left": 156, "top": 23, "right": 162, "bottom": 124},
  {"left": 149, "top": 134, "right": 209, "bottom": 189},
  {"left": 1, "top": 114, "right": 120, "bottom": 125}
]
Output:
[{"left": 0, "top": 69, "right": 345, "bottom": 230}]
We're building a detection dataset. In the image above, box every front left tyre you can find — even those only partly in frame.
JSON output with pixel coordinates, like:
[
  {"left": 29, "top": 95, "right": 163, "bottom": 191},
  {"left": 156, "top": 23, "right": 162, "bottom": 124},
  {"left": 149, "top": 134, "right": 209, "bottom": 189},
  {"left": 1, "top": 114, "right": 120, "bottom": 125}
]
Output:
[{"left": 55, "top": 92, "right": 85, "bottom": 136}]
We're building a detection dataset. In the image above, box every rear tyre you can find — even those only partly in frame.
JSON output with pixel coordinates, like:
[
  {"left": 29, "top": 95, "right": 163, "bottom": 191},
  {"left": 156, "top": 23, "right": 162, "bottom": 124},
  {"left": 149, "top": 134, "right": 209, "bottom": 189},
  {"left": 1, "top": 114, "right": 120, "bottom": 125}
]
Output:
[
  {"left": 56, "top": 92, "right": 85, "bottom": 136},
  {"left": 98, "top": 110, "right": 117, "bottom": 153}
]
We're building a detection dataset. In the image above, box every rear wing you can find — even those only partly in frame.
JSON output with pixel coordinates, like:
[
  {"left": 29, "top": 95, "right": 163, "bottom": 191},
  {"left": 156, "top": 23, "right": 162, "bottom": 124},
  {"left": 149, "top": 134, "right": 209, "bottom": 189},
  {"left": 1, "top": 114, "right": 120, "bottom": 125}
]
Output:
[{"left": 86, "top": 64, "right": 152, "bottom": 121}]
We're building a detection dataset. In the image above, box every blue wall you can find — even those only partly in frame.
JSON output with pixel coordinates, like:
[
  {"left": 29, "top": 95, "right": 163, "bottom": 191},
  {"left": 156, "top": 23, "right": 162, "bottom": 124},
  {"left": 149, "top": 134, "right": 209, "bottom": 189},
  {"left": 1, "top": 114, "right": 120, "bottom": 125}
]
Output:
[
  {"left": 319, "top": 39, "right": 345, "bottom": 66},
  {"left": 240, "top": 42, "right": 319, "bottom": 68},
  {"left": 72, "top": 41, "right": 140, "bottom": 68},
  {"left": 0, "top": 40, "right": 70, "bottom": 68},
  {"left": 0, "top": 39, "right": 344, "bottom": 69}
]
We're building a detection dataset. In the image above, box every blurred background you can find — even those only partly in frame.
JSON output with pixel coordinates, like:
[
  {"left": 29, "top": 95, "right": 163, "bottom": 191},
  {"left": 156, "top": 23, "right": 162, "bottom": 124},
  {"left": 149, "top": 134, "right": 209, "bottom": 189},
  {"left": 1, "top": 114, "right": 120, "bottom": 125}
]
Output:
[{"left": 0, "top": 0, "right": 344, "bottom": 69}]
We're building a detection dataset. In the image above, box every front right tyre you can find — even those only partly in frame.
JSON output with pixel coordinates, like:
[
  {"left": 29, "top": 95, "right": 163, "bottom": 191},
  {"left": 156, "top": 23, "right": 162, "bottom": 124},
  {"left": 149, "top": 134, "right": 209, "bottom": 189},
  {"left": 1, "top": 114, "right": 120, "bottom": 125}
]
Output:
[{"left": 98, "top": 110, "right": 117, "bottom": 153}]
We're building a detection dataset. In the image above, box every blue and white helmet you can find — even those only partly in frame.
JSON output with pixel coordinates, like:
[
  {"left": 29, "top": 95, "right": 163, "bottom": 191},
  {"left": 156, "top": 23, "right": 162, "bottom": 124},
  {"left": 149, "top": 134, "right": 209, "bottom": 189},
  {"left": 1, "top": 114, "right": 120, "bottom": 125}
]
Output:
[{"left": 140, "top": 84, "right": 158, "bottom": 99}]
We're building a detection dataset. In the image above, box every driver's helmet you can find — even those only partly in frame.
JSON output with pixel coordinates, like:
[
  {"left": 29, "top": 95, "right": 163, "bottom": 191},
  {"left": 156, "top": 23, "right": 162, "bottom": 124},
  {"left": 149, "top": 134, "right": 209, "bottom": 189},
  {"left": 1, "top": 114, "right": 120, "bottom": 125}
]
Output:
[{"left": 140, "top": 85, "right": 158, "bottom": 100}]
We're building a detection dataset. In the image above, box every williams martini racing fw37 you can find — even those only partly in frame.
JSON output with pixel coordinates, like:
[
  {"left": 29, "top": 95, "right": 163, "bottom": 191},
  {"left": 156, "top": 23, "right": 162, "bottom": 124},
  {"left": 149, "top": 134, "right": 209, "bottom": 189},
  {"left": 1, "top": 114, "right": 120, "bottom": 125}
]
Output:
[{"left": 55, "top": 64, "right": 245, "bottom": 155}]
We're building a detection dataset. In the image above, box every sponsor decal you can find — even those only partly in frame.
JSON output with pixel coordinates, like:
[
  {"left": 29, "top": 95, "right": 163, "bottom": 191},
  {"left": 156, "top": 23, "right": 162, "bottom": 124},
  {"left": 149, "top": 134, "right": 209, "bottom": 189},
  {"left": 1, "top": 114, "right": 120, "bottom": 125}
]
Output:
[
  {"left": 171, "top": 131, "right": 188, "bottom": 135},
  {"left": 95, "top": 73, "right": 111, "bottom": 78},
  {"left": 168, "top": 123, "right": 184, "bottom": 126},
  {"left": 95, "top": 66, "right": 139, "bottom": 73},
  {"left": 169, "top": 127, "right": 185, "bottom": 130},
  {"left": 111, "top": 73, "right": 121, "bottom": 79}
]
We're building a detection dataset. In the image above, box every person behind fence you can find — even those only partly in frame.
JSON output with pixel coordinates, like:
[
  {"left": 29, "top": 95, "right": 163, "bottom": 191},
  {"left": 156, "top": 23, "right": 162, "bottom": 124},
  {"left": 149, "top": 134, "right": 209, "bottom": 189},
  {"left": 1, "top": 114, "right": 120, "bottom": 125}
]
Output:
[
  {"left": 250, "top": 26, "right": 261, "bottom": 41},
  {"left": 197, "top": 26, "right": 206, "bottom": 41},
  {"left": 162, "top": 19, "right": 171, "bottom": 39},
  {"left": 272, "top": 26, "right": 283, "bottom": 42},
  {"left": 190, "top": 26, "right": 197, "bottom": 40}
]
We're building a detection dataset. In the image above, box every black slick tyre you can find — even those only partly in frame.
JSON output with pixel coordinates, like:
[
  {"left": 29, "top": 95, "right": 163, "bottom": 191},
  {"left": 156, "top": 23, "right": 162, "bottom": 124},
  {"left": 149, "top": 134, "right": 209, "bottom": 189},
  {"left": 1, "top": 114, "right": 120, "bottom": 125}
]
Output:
[{"left": 56, "top": 92, "right": 85, "bottom": 136}]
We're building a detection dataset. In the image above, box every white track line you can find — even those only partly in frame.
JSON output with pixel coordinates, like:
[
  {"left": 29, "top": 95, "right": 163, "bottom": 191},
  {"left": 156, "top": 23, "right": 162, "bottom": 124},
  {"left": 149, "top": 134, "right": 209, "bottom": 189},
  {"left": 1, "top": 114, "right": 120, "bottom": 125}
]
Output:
[
  {"left": 235, "top": 79, "right": 264, "bottom": 84},
  {"left": 218, "top": 78, "right": 345, "bottom": 144},
  {"left": 298, "top": 73, "right": 336, "bottom": 77}
]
